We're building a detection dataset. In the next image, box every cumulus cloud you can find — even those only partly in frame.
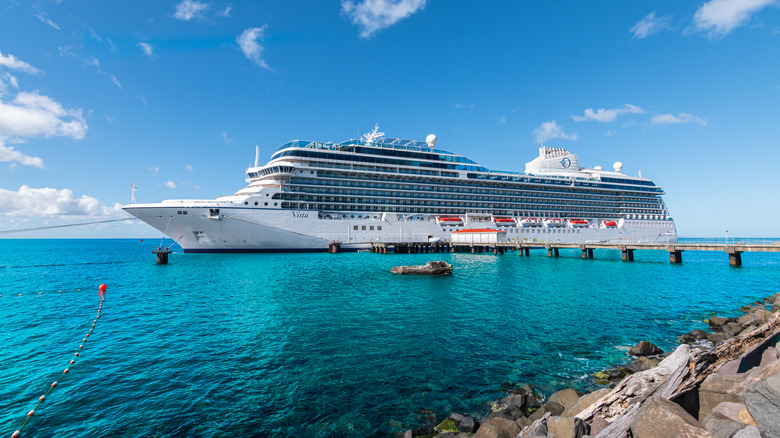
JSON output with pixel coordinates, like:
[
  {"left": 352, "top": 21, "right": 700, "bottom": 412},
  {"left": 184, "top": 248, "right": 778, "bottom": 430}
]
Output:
[
  {"left": 138, "top": 42, "right": 154, "bottom": 58},
  {"left": 651, "top": 112, "right": 708, "bottom": 126},
  {"left": 572, "top": 104, "right": 645, "bottom": 123},
  {"left": 237, "top": 26, "right": 271, "bottom": 70},
  {"left": 0, "top": 185, "right": 123, "bottom": 217},
  {"left": 165, "top": 180, "right": 177, "bottom": 189},
  {"left": 693, "top": 0, "right": 777, "bottom": 38},
  {"left": 0, "top": 51, "right": 41, "bottom": 75},
  {"left": 0, "top": 138, "right": 44, "bottom": 168},
  {"left": 454, "top": 102, "right": 475, "bottom": 109},
  {"left": 631, "top": 11, "right": 673, "bottom": 39},
  {"left": 342, "top": 0, "right": 427, "bottom": 38},
  {"left": 532, "top": 121, "right": 578, "bottom": 144},
  {"left": 0, "top": 91, "right": 87, "bottom": 140},
  {"left": 174, "top": 0, "right": 209, "bottom": 20}
]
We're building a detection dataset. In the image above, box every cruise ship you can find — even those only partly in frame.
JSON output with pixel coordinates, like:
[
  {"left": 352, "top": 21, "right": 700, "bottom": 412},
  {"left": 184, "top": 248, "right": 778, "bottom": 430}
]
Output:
[{"left": 123, "top": 127, "right": 677, "bottom": 252}]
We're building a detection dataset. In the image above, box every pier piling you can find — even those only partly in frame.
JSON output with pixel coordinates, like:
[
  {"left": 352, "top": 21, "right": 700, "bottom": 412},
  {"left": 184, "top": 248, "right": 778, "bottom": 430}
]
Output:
[{"left": 153, "top": 248, "right": 172, "bottom": 264}]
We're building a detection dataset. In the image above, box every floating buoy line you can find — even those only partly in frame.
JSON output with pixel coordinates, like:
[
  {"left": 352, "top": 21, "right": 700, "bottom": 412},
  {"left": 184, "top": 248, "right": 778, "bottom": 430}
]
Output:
[
  {"left": 0, "top": 217, "right": 138, "bottom": 235},
  {"left": 9, "top": 284, "right": 108, "bottom": 438}
]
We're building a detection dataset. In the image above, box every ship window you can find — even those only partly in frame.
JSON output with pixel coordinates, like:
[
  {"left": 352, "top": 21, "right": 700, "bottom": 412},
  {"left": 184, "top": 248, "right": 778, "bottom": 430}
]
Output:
[
  {"left": 370, "top": 226, "right": 374, "bottom": 230},
  {"left": 378, "top": 226, "right": 382, "bottom": 230},
  {"left": 353, "top": 226, "right": 358, "bottom": 230},
  {"left": 361, "top": 226, "right": 366, "bottom": 230}
]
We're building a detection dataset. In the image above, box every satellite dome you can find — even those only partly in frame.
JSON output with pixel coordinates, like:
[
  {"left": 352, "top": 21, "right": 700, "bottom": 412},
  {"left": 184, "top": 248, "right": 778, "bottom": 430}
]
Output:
[
  {"left": 426, "top": 134, "right": 438, "bottom": 149},
  {"left": 594, "top": 165, "right": 602, "bottom": 171},
  {"left": 613, "top": 161, "right": 623, "bottom": 172}
]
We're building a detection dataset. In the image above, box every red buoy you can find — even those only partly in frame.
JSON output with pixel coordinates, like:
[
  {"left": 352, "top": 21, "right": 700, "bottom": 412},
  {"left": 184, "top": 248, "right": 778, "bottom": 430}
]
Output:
[
  {"left": 27, "top": 410, "right": 34, "bottom": 417},
  {"left": 51, "top": 382, "right": 57, "bottom": 387},
  {"left": 63, "top": 369, "right": 69, "bottom": 374},
  {"left": 39, "top": 395, "right": 45, "bottom": 402},
  {"left": 13, "top": 430, "right": 21, "bottom": 438},
  {"left": 99, "top": 284, "right": 107, "bottom": 292}
]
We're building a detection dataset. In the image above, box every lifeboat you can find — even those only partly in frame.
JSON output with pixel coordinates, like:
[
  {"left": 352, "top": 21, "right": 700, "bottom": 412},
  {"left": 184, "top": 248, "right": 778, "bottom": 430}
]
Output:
[
  {"left": 438, "top": 216, "right": 464, "bottom": 225},
  {"left": 569, "top": 219, "right": 589, "bottom": 228},
  {"left": 492, "top": 217, "right": 517, "bottom": 226},
  {"left": 544, "top": 218, "right": 566, "bottom": 228},
  {"left": 602, "top": 221, "right": 618, "bottom": 228},
  {"left": 519, "top": 217, "right": 543, "bottom": 227}
]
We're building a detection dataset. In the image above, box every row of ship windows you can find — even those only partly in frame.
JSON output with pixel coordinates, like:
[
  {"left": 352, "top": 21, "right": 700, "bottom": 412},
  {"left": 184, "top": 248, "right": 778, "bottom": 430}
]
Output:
[
  {"left": 282, "top": 202, "right": 622, "bottom": 215},
  {"left": 302, "top": 162, "right": 662, "bottom": 193},
  {"left": 352, "top": 225, "right": 383, "bottom": 231},
  {"left": 289, "top": 176, "right": 660, "bottom": 200},
  {"left": 278, "top": 194, "right": 661, "bottom": 212},
  {"left": 282, "top": 188, "right": 659, "bottom": 208}
]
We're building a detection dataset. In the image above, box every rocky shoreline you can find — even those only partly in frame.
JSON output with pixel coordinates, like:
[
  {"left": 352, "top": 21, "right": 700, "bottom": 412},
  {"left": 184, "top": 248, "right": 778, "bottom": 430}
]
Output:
[{"left": 401, "top": 292, "right": 780, "bottom": 438}]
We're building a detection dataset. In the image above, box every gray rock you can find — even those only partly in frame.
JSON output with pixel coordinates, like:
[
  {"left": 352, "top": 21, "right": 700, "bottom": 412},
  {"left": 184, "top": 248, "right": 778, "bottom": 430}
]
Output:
[
  {"left": 515, "top": 416, "right": 532, "bottom": 429},
  {"left": 764, "top": 292, "right": 780, "bottom": 304},
  {"left": 733, "top": 426, "right": 761, "bottom": 438},
  {"left": 772, "top": 297, "right": 780, "bottom": 313},
  {"left": 561, "top": 388, "right": 610, "bottom": 418},
  {"left": 518, "top": 412, "right": 549, "bottom": 437},
  {"left": 760, "top": 347, "right": 778, "bottom": 367},
  {"left": 628, "top": 341, "right": 663, "bottom": 356},
  {"left": 737, "top": 314, "right": 752, "bottom": 326},
  {"left": 403, "top": 425, "right": 435, "bottom": 438},
  {"left": 709, "top": 332, "right": 732, "bottom": 345},
  {"left": 492, "top": 394, "right": 529, "bottom": 413},
  {"left": 631, "top": 396, "right": 717, "bottom": 438},
  {"left": 745, "top": 360, "right": 780, "bottom": 438},
  {"left": 680, "top": 328, "right": 711, "bottom": 343},
  {"left": 546, "top": 388, "right": 583, "bottom": 412},
  {"left": 588, "top": 417, "right": 610, "bottom": 436},
  {"left": 546, "top": 416, "right": 589, "bottom": 438},
  {"left": 723, "top": 322, "right": 743, "bottom": 336},
  {"left": 473, "top": 417, "right": 520, "bottom": 438},
  {"left": 711, "top": 401, "right": 747, "bottom": 422},
  {"left": 509, "top": 384, "right": 542, "bottom": 410},
  {"left": 623, "top": 356, "right": 661, "bottom": 374},
  {"left": 528, "top": 401, "right": 564, "bottom": 422},
  {"left": 448, "top": 413, "right": 479, "bottom": 433},
  {"left": 709, "top": 316, "right": 731, "bottom": 329},
  {"left": 699, "top": 373, "right": 749, "bottom": 420},
  {"left": 701, "top": 411, "right": 746, "bottom": 438},
  {"left": 391, "top": 261, "right": 452, "bottom": 275},
  {"left": 752, "top": 308, "right": 772, "bottom": 324}
]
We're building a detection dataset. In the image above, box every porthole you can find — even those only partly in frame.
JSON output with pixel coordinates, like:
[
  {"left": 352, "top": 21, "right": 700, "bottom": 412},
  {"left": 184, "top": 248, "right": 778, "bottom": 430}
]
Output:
[
  {"left": 264, "top": 202, "right": 268, "bottom": 206},
  {"left": 255, "top": 202, "right": 258, "bottom": 206},
  {"left": 244, "top": 201, "right": 248, "bottom": 205},
  {"left": 274, "top": 203, "right": 277, "bottom": 206}
]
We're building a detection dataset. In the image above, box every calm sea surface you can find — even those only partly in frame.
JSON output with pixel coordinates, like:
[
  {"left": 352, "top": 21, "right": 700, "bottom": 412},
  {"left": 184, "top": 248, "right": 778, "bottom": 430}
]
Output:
[{"left": 1, "top": 238, "right": 779, "bottom": 437}]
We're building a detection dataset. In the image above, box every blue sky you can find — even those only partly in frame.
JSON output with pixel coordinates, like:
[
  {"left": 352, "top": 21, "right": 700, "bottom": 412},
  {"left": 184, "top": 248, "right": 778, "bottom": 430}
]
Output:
[{"left": 1, "top": 0, "right": 779, "bottom": 238}]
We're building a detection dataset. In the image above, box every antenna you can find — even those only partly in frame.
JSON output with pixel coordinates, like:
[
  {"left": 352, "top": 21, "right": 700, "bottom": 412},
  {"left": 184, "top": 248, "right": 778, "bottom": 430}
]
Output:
[
  {"left": 131, "top": 182, "right": 138, "bottom": 204},
  {"left": 254, "top": 145, "right": 259, "bottom": 168}
]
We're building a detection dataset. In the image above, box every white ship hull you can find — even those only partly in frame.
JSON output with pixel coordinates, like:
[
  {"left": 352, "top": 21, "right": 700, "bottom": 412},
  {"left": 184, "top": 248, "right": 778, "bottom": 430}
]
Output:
[{"left": 124, "top": 204, "right": 678, "bottom": 252}]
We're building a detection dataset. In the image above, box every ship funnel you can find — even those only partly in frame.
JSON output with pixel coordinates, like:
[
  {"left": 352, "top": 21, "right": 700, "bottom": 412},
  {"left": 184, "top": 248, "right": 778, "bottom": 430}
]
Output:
[{"left": 254, "top": 145, "right": 259, "bottom": 168}]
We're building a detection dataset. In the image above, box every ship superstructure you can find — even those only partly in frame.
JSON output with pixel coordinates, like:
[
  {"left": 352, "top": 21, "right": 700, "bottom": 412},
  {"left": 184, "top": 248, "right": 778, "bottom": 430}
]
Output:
[{"left": 123, "top": 128, "right": 677, "bottom": 252}]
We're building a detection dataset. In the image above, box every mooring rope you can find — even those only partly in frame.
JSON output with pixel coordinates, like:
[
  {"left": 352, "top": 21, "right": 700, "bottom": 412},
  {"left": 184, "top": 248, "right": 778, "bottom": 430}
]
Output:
[
  {"left": 10, "top": 284, "right": 107, "bottom": 438},
  {"left": 0, "top": 218, "right": 138, "bottom": 235}
]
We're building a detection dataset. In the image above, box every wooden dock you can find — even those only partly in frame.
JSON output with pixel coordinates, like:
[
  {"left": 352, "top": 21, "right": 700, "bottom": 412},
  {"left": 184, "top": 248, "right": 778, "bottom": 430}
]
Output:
[{"left": 368, "top": 241, "right": 780, "bottom": 266}]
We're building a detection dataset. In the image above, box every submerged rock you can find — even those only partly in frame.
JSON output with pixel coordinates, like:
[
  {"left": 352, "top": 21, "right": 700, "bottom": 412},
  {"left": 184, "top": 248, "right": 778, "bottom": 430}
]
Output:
[{"left": 391, "top": 261, "right": 452, "bottom": 275}]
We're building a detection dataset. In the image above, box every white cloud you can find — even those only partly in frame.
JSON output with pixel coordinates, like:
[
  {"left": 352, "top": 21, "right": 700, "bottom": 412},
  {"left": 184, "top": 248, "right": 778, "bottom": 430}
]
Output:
[
  {"left": 0, "top": 51, "right": 42, "bottom": 75},
  {"left": 147, "top": 166, "right": 159, "bottom": 173},
  {"left": 34, "top": 10, "right": 60, "bottom": 30},
  {"left": 237, "top": 26, "right": 271, "bottom": 70},
  {"left": 221, "top": 131, "right": 234, "bottom": 143},
  {"left": 138, "top": 42, "right": 154, "bottom": 58},
  {"left": 0, "top": 91, "right": 87, "bottom": 140},
  {"left": 165, "top": 180, "right": 177, "bottom": 189},
  {"left": 454, "top": 102, "right": 475, "bottom": 109},
  {"left": 185, "top": 164, "right": 193, "bottom": 171},
  {"left": 0, "top": 185, "right": 123, "bottom": 217},
  {"left": 342, "top": 0, "right": 427, "bottom": 38},
  {"left": 651, "top": 112, "right": 708, "bottom": 126},
  {"left": 174, "top": 0, "right": 209, "bottom": 20},
  {"left": 631, "top": 11, "right": 673, "bottom": 39},
  {"left": 572, "top": 104, "right": 645, "bottom": 123},
  {"left": 221, "top": 5, "right": 232, "bottom": 17},
  {"left": 693, "top": 0, "right": 777, "bottom": 38},
  {"left": 498, "top": 115, "right": 506, "bottom": 125},
  {"left": 532, "top": 121, "right": 578, "bottom": 144},
  {"left": 0, "top": 138, "right": 44, "bottom": 168}
]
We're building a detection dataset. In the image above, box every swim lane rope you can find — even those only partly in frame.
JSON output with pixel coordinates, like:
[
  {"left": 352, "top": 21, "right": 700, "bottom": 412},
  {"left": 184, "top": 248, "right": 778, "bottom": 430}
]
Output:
[{"left": 9, "top": 284, "right": 107, "bottom": 438}]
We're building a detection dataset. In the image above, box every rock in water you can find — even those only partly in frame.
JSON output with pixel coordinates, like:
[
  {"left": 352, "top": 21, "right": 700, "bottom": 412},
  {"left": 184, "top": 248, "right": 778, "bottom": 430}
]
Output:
[
  {"left": 391, "top": 261, "right": 453, "bottom": 275},
  {"left": 628, "top": 340, "right": 663, "bottom": 356}
]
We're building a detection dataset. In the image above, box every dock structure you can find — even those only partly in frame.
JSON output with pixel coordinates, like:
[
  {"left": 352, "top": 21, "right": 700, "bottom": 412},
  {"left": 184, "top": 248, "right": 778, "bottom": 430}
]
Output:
[{"left": 367, "top": 242, "right": 780, "bottom": 267}]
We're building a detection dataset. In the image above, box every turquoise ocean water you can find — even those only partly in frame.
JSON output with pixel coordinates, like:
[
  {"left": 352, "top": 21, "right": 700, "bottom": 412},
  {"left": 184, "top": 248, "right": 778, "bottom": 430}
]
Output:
[{"left": 1, "top": 238, "right": 779, "bottom": 437}]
